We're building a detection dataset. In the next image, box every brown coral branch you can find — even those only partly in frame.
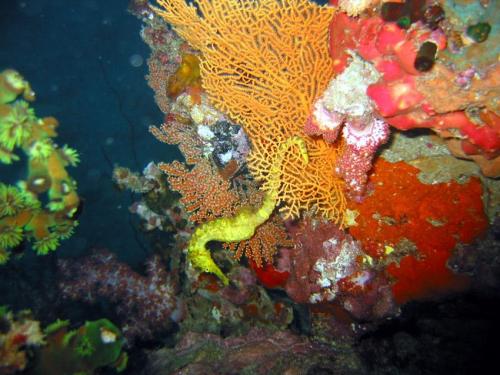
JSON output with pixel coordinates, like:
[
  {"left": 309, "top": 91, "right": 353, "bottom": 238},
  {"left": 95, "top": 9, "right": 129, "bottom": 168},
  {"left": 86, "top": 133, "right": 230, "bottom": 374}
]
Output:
[{"left": 159, "top": 159, "right": 239, "bottom": 223}]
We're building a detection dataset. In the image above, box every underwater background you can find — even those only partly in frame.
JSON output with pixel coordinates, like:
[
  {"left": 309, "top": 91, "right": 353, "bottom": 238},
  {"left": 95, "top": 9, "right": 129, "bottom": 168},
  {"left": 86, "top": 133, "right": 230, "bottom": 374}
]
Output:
[{"left": 1, "top": 0, "right": 500, "bottom": 374}]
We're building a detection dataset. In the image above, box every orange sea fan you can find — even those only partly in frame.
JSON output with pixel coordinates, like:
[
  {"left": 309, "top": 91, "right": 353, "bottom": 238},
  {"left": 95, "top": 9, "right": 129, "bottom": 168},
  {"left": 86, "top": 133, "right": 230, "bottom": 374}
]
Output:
[
  {"left": 147, "top": 59, "right": 172, "bottom": 115},
  {"left": 155, "top": 0, "right": 347, "bottom": 223},
  {"left": 152, "top": 115, "right": 294, "bottom": 266},
  {"left": 150, "top": 118, "right": 204, "bottom": 164},
  {"left": 225, "top": 214, "right": 294, "bottom": 268},
  {"left": 159, "top": 159, "right": 240, "bottom": 223}
]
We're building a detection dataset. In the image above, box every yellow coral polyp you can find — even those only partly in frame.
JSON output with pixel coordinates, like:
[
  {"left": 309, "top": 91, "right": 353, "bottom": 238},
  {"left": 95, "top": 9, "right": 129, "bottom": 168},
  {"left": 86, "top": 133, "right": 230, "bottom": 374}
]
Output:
[
  {"left": 53, "top": 221, "right": 78, "bottom": 240},
  {"left": 0, "top": 226, "right": 23, "bottom": 249},
  {"left": 0, "top": 69, "right": 80, "bottom": 262},
  {"left": 37, "top": 116, "right": 59, "bottom": 138},
  {"left": 61, "top": 145, "right": 80, "bottom": 167},
  {"left": 167, "top": 53, "right": 201, "bottom": 99},
  {"left": 0, "top": 101, "right": 35, "bottom": 150},
  {"left": 29, "top": 139, "right": 54, "bottom": 160},
  {"left": 0, "top": 183, "right": 26, "bottom": 216},
  {"left": 33, "top": 233, "right": 60, "bottom": 255},
  {"left": 0, "top": 69, "right": 35, "bottom": 103},
  {"left": 0, "top": 147, "right": 18, "bottom": 164}
]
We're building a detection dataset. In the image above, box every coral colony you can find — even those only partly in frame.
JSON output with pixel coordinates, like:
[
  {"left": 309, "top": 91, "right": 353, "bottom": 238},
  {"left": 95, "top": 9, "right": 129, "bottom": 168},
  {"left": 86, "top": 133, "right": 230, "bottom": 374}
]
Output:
[
  {"left": 58, "top": 250, "right": 185, "bottom": 343},
  {"left": 141, "top": 0, "right": 496, "bottom": 300},
  {"left": 0, "top": 70, "right": 80, "bottom": 263},
  {"left": 1, "top": 0, "right": 499, "bottom": 373}
]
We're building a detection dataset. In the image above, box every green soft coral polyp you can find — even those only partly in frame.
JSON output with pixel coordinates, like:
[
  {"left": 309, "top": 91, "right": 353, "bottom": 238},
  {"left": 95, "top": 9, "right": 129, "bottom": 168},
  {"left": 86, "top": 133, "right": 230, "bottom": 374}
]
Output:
[{"left": 0, "top": 69, "right": 80, "bottom": 263}]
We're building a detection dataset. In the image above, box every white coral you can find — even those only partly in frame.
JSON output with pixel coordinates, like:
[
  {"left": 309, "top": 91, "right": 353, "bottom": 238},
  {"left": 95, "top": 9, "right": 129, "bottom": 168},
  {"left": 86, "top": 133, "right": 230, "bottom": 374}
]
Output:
[
  {"left": 312, "top": 236, "right": 362, "bottom": 302},
  {"left": 338, "top": 0, "right": 377, "bottom": 16},
  {"left": 322, "top": 52, "right": 380, "bottom": 118}
]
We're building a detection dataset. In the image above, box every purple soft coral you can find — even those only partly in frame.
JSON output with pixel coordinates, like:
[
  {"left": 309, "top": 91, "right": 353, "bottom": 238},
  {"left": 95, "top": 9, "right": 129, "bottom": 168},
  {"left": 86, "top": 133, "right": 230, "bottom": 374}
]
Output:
[{"left": 58, "top": 249, "right": 185, "bottom": 343}]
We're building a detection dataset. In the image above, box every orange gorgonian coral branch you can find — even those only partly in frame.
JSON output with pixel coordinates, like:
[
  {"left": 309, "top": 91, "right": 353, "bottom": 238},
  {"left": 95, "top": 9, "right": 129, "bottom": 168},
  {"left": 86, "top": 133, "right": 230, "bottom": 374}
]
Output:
[
  {"left": 155, "top": 0, "right": 347, "bottom": 223},
  {"left": 225, "top": 215, "right": 294, "bottom": 268},
  {"left": 150, "top": 117, "right": 204, "bottom": 164},
  {"left": 151, "top": 111, "right": 292, "bottom": 266},
  {"left": 159, "top": 159, "right": 239, "bottom": 223}
]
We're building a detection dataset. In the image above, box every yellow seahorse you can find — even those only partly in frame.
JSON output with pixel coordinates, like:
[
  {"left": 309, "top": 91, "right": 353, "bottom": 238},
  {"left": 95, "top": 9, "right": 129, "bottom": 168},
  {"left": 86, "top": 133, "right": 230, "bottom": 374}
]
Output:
[{"left": 187, "top": 137, "right": 308, "bottom": 284}]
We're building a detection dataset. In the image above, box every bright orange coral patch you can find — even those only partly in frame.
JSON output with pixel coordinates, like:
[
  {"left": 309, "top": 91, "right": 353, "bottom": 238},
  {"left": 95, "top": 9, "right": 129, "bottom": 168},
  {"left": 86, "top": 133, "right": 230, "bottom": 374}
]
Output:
[{"left": 349, "top": 159, "right": 487, "bottom": 304}]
